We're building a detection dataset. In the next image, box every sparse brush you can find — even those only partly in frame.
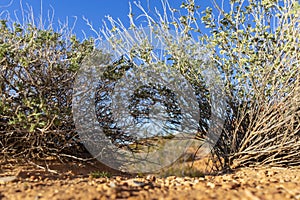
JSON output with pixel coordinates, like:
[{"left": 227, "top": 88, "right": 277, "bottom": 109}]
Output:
[{"left": 1, "top": 0, "right": 299, "bottom": 174}]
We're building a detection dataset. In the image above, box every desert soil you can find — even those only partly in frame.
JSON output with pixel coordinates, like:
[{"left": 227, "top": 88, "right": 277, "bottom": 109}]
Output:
[{"left": 0, "top": 158, "right": 299, "bottom": 200}]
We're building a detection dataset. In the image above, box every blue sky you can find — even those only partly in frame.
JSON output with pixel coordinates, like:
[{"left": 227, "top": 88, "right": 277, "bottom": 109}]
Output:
[{"left": 0, "top": 0, "right": 222, "bottom": 40}]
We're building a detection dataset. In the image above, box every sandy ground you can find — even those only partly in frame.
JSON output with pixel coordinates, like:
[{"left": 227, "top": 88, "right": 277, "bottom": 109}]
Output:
[{"left": 0, "top": 157, "right": 299, "bottom": 200}]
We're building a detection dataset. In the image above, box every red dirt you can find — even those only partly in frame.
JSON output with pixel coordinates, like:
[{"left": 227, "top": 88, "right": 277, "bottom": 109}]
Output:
[{"left": 0, "top": 157, "right": 299, "bottom": 200}]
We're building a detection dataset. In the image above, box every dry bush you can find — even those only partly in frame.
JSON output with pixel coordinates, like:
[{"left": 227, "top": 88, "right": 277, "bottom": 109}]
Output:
[
  {"left": 0, "top": 6, "right": 93, "bottom": 159},
  {"left": 202, "top": 0, "right": 300, "bottom": 168}
]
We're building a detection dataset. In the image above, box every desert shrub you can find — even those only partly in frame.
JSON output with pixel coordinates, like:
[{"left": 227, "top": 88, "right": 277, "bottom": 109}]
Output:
[
  {"left": 0, "top": 10, "right": 94, "bottom": 158},
  {"left": 201, "top": 0, "right": 300, "bottom": 168},
  {"left": 94, "top": 0, "right": 300, "bottom": 170}
]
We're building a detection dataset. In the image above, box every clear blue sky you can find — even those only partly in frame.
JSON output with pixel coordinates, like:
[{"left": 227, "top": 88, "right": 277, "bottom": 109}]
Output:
[{"left": 0, "top": 0, "right": 224, "bottom": 40}]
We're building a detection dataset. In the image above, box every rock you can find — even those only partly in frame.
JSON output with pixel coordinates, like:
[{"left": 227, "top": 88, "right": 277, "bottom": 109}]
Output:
[
  {"left": 0, "top": 176, "right": 17, "bottom": 184},
  {"left": 125, "top": 179, "right": 147, "bottom": 187},
  {"left": 109, "top": 181, "right": 116, "bottom": 188},
  {"left": 146, "top": 175, "right": 156, "bottom": 182},
  {"left": 206, "top": 182, "right": 215, "bottom": 189}
]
